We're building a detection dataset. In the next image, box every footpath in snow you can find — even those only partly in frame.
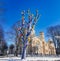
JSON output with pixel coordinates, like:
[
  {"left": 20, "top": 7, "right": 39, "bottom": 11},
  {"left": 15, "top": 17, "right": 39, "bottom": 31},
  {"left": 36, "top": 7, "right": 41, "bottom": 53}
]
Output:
[{"left": 0, "top": 57, "right": 60, "bottom": 61}]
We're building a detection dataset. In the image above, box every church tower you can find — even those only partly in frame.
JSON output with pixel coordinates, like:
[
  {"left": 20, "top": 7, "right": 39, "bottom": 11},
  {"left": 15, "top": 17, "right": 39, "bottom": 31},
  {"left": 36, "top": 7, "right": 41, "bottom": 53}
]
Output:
[{"left": 40, "top": 32, "right": 45, "bottom": 41}]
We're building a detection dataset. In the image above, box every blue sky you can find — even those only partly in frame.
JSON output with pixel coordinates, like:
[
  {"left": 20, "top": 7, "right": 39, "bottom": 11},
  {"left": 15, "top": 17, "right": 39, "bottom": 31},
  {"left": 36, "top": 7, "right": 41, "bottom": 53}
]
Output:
[{"left": 0, "top": 0, "right": 60, "bottom": 45}]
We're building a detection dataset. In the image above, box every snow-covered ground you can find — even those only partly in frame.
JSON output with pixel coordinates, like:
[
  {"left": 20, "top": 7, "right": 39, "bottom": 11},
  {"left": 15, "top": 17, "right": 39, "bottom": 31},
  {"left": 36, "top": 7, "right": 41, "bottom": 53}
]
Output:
[{"left": 0, "top": 56, "right": 60, "bottom": 61}]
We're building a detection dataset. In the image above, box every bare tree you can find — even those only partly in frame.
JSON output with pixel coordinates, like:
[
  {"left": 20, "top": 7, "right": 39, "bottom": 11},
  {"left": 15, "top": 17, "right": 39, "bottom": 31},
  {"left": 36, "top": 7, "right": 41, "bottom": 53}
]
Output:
[
  {"left": 0, "top": 24, "right": 4, "bottom": 41},
  {"left": 7, "top": 10, "right": 40, "bottom": 59},
  {"left": 6, "top": 21, "right": 22, "bottom": 56},
  {"left": 0, "top": 24, "right": 8, "bottom": 55},
  {"left": 9, "top": 44, "right": 14, "bottom": 54},
  {"left": 46, "top": 25, "right": 60, "bottom": 54}
]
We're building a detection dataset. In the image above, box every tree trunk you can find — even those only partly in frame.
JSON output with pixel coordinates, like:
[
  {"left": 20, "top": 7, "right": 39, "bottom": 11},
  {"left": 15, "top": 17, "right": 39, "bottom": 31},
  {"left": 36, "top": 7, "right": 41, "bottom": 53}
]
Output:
[
  {"left": 21, "top": 43, "right": 27, "bottom": 59},
  {"left": 16, "top": 46, "right": 18, "bottom": 56}
]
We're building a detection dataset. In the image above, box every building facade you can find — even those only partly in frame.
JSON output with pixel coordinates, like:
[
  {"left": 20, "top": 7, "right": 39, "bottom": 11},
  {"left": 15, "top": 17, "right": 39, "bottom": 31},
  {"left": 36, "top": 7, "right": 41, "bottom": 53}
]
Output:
[
  {"left": 27, "top": 31, "right": 56, "bottom": 55},
  {"left": 17, "top": 29, "right": 56, "bottom": 55}
]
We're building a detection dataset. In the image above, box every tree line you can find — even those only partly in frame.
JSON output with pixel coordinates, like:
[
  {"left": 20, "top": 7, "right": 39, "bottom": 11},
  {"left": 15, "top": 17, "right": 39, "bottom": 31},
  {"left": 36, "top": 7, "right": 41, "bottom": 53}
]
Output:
[{"left": 0, "top": 23, "right": 60, "bottom": 56}]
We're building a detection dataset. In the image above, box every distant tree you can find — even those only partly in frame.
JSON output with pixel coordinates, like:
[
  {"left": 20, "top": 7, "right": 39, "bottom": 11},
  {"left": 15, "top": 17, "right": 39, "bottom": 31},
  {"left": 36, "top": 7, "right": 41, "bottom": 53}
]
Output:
[
  {"left": 47, "top": 25, "right": 60, "bottom": 54},
  {"left": 9, "top": 44, "right": 14, "bottom": 54},
  {"left": 0, "top": 24, "right": 4, "bottom": 41},
  {"left": 6, "top": 21, "right": 23, "bottom": 56},
  {"left": 2, "top": 42, "right": 8, "bottom": 50},
  {"left": 12, "top": 22, "right": 20, "bottom": 56},
  {"left": 47, "top": 25, "right": 60, "bottom": 47},
  {"left": 0, "top": 24, "right": 8, "bottom": 55},
  {"left": 2, "top": 41, "right": 8, "bottom": 55},
  {"left": 0, "top": 24, "right": 4, "bottom": 55}
]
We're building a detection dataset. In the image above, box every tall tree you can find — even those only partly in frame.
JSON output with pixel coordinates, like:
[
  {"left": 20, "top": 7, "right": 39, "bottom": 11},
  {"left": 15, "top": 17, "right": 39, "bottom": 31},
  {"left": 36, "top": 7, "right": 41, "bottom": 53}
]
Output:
[
  {"left": 9, "top": 44, "right": 14, "bottom": 54},
  {"left": 0, "top": 24, "right": 4, "bottom": 41},
  {"left": 6, "top": 21, "right": 22, "bottom": 56},
  {"left": 0, "top": 24, "right": 8, "bottom": 55},
  {"left": 17, "top": 10, "right": 40, "bottom": 59},
  {"left": 47, "top": 25, "right": 60, "bottom": 54},
  {"left": 7, "top": 10, "right": 40, "bottom": 59}
]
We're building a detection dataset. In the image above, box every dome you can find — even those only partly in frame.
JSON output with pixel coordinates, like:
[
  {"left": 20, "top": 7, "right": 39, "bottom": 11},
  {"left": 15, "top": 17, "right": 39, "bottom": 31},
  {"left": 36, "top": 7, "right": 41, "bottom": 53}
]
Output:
[{"left": 48, "top": 38, "right": 53, "bottom": 44}]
